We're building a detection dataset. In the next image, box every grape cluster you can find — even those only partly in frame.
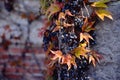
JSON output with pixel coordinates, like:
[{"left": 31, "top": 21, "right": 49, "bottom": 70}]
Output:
[
  {"left": 52, "top": 57, "right": 90, "bottom": 80},
  {"left": 62, "top": 0, "right": 83, "bottom": 15},
  {"left": 89, "top": 31, "right": 97, "bottom": 46},
  {"left": 43, "top": 0, "right": 97, "bottom": 80}
]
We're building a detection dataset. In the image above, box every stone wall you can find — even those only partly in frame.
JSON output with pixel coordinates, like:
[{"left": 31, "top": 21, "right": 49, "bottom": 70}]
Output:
[
  {"left": 89, "top": 1, "right": 120, "bottom": 80},
  {"left": 0, "top": 0, "right": 120, "bottom": 80},
  {"left": 0, "top": 0, "right": 45, "bottom": 80}
]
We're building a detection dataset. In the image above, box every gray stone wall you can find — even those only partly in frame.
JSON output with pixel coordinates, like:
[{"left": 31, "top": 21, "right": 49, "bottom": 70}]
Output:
[{"left": 89, "top": 1, "right": 120, "bottom": 80}]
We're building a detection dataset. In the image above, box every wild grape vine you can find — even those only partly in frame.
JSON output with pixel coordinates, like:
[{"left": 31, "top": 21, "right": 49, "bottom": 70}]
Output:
[{"left": 40, "top": 0, "right": 113, "bottom": 80}]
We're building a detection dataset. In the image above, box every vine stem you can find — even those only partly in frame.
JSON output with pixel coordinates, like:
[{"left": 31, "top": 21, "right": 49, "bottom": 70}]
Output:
[
  {"left": 57, "top": 19, "right": 63, "bottom": 80},
  {"left": 83, "top": 2, "right": 90, "bottom": 17}
]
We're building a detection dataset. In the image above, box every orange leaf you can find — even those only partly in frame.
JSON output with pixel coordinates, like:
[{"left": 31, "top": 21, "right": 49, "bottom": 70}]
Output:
[
  {"left": 65, "top": 10, "right": 74, "bottom": 16},
  {"left": 58, "top": 12, "right": 65, "bottom": 20},
  {"left": 80, "top": 32, "right": 94, "bottom": 44},
  {"left": 52, "top": 20, "right": 61, "bottom": 32},
  {"left": 61, "top": 54, "right": 77, "bottom": 70},
  {"left": 50, "top": 50, "right": 63, "bottom": 63},
  {"left": 82, "top": 18, "right": 95, "bottom": 32},
  {"left": 91, "top": 50, "right": 102, "bottom": 63},
  {"left": 89, "top": 55, "right": 96, "bottom": 67},
  {"left": 89, "top": 50, "right": 102, "bottom": 67}
]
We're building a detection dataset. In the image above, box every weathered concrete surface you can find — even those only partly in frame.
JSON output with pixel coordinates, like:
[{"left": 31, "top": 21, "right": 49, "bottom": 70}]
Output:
[{"left": 89, "top": 1, "right": 120, "bottom": 80}]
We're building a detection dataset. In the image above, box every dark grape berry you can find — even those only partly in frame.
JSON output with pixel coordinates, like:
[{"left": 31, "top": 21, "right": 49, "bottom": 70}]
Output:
[{"left": 74, "top": 18, "right": 84, "bottom": 28}]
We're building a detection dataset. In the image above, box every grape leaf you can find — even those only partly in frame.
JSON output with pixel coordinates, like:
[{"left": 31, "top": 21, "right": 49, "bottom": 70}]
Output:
[
  {"left": 46, "top": 42, "right": 53, "bottom": 56},
  {"left": 50, "top": 50, "right": 63, "bottom": 63},
  {"left": 61, "top": 54, "right": 77, "bottom": 70},
  {"left": 89, "top": 55, "right": 96, "bottom": 67},
  {"left": 80, "top": 32, "right": 94, "bottom": 44},
  {"left": 58, "top": 12, "right": 66, "bottom": 20},
  {"left": 52, "top": 20, "right": 61, "bottom": 32},
  {"left": 82, "top": 18, "right": 95, "bottom": 32},
  {"left": 46, "top": 3, "right": 61, "bottom": 19},
  {"left": 65, "top": 10, "right": 74, "bottom": 16},
  {"left": 53, "top": 19, "right": 73, "bottom": 32},
  {"left": 95, "top": 9, "right": 113, "bottom": 20},
  {"left": 50, "top": 50, "right": 77, "bottom": 70},
  {"left": 91, "top": 0, "right": 110, "bottom": 8},
  {"left": 40, "top": 0, "right": 49, "bottom": 13},
  {"left": 89, "top": 50, "right": 102, "bottom": 67},
  {"left": 91, "top": 50, "right": 102, "bottom": 63},
  {"left": 74, "top": 42, "right": 90, "bottom": 59},
  {"left": 63, "top": 22, "right": 74, "bottom": 27}
]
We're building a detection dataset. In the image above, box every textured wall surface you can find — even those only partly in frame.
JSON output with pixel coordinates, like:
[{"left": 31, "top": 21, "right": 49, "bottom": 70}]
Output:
[
  {"left": 0, "top": 0, "right": 45, "bottom": 80},
  {"left": 0, "top": 0, "right": 120, "bottom": 80},
  {"left": 89, "top": 1, "right": 120, "bottom": 80}
]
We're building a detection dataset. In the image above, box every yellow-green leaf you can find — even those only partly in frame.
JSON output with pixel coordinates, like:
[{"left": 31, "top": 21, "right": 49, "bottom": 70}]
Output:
[
  {"left": 74, "top": 43, "right": 90, "bottom": 59},
  {"left": 40, "top": 0, "right": 52, "bottom": 13},
  {"left": 46, "top": 3, "right": 61, "bottom": 19},
  {"left": 91, "top": 0, "right": 110, "bottom": 8},
  {"left": 95, "top": 9, "right": 113, "bottom": 20}
]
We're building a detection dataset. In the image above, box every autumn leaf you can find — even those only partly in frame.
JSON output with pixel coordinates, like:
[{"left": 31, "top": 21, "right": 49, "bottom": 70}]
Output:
[
  {"left": 50, "top": 50, "right": 63, "bottom": 63},
  {"left": 95, "top": 9, "right": 113, "bottom": 20},
  {"left": 82, "top": 18, "right": 95, "bottom": 32},
  {"left": 58, "top": 10, "right": 73, "bottom": 20},
  {"left": 40, "top": 0, "right": 53, "bottom": 14},
  {"left": 80, "top": 32, "right": 94, "bottom": 44},
  {"left": 48, "top": 59, "right": 57, "bottom": 68},
  {"left": 89, "top": 50, "right": 102, "bottom": 67},
  {"left": 40, "top": 0, "right": 47, "bottom": 13},
  {"left": 63, "top": 22, "right": 74, "bottom": 27},
  {"left": 58, "top": 12, "right": 66, "bottom": 20},
  {"left": 53, "top": 19, "right": 73, "bottom": 32},
  {"left": 46, "top": 3, "right": 61, "bottom": 19},
  {"left": 61, "top": 54, "right": 77, "bottom": 70},
  {"left": 89, "top": 55, "right": 96, "bottom": 67},
  {"left": 52, "top": 20, "right": 61, "bottom": 32},
  {"left": 91, "top": 0, "right": 113, "bottom": 20},
  {"left": 91, "top": 50, "right": 102, "bottom": 63},
  {"left": 74, "top": 42, "right": 90, "bottom": 59},
  {"left": 65, "top": 10, "right": 74, "bottom": 16},
  {"left": 50, "top": 50, "right": 77, "bottom": 70},
  {"left": 91, "top": 0, "right": 110, "bottom": 8},
  {"left": 46, "top": 42, "right": 53, "bottom": 55}
]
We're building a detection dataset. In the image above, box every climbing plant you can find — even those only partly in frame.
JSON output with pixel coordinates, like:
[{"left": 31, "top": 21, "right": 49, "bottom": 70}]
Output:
[{"left": 40, "top": 0, "right": 113, "bottom": 80}]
